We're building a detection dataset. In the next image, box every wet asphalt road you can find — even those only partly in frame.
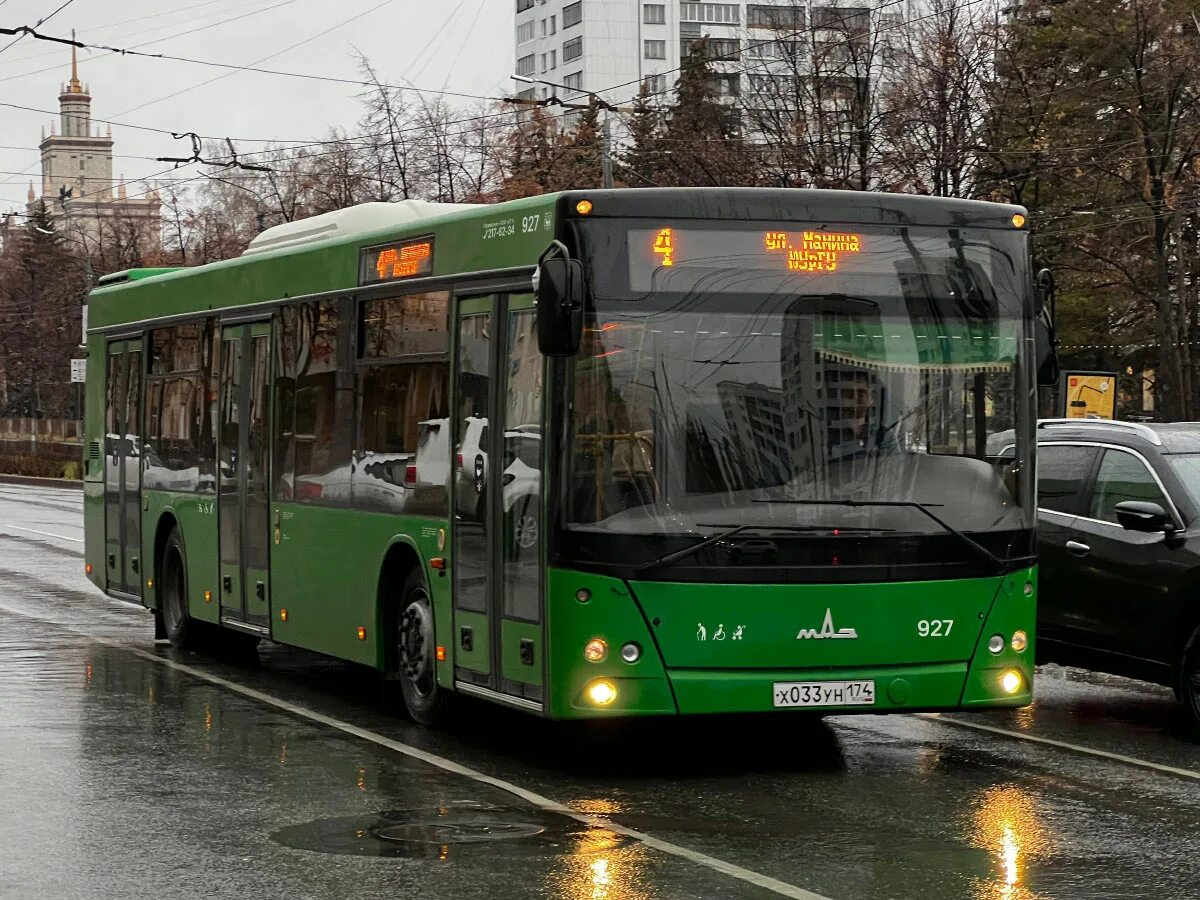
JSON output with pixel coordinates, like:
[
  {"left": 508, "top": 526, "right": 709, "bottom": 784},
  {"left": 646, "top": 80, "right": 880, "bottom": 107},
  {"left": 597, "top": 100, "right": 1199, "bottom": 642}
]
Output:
[{"left": 0, "top": 485, "right": 1198, "bottom": 900}]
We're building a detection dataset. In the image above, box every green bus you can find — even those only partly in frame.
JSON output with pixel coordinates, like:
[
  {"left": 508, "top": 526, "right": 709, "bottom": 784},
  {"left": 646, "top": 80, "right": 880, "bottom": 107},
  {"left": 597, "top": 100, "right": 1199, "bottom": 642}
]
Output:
[{"left": 83, "top": 188, "right": 1053, "bottom": 724}]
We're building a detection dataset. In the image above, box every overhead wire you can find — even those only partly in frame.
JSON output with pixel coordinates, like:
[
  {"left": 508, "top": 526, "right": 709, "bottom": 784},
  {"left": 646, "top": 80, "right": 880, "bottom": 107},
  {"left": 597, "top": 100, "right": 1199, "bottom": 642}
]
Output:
[{"left": 0, "top": 0, "right": 77, "bottom": 57}]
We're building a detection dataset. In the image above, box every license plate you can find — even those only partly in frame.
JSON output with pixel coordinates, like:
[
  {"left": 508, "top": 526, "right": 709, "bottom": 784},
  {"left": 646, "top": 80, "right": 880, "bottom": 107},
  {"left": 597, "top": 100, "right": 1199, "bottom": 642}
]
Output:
[{"left": 773, "top": 680, "right": 876, "bottom": 708}]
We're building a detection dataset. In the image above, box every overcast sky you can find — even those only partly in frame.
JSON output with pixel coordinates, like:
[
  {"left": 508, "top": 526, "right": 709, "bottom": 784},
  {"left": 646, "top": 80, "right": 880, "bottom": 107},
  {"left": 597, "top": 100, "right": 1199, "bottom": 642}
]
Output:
[{"left": 0, "top": 0, "right": 514, "bottom": 212}]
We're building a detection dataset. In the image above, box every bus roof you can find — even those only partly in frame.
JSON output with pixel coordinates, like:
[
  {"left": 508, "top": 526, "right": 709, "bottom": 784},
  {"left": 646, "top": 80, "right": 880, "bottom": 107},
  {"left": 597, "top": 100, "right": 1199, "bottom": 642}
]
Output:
[{"left": 86, "top": 188, "right": 1029, "bottom": 334}]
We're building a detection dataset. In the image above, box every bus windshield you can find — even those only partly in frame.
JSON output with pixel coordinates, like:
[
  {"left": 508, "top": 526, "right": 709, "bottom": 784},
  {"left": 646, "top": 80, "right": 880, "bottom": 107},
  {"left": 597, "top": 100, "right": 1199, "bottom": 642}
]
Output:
[{"left": 563, "top": 220, "right": 1034, "bottom": 573}]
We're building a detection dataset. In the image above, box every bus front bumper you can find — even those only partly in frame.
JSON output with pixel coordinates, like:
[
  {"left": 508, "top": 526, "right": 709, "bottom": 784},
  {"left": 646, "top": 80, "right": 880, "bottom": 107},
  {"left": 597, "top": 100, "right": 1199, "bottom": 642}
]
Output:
[
  {"left": 567, "top": 661, "right": 1032, "bottom": 717},
  {"left": 667, "top": 662, "right": 1031, "bottom": 714}
]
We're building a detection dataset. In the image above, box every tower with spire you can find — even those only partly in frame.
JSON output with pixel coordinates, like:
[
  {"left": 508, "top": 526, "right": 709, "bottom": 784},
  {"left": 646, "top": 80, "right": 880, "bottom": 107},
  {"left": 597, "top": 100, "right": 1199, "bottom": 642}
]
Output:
[{"left": 28, "top": 34, "right": 160, "bottom": 254}]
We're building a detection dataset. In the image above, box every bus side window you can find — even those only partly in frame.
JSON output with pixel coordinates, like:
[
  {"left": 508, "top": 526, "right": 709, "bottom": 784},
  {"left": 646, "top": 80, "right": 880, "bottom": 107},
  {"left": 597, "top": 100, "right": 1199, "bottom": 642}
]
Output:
[{"left": 292, "top": 299, "right": 354, "bottom": 505}]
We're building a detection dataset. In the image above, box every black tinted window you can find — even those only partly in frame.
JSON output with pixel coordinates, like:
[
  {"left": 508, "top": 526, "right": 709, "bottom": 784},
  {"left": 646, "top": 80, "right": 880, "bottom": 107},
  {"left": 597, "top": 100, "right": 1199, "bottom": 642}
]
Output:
[
  {"left": 1037, "top": 445, "right": 1098, "bottom": 514},
  {"left": 1089, "top": 450, "right": 1168, "bottom": 523}
]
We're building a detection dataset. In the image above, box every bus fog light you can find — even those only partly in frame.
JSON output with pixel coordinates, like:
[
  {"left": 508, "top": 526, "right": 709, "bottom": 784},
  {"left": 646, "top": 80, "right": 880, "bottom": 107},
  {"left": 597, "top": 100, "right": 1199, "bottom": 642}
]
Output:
[
  {"left": 1023, "top": 581, "right": 1034, "bottom": 597},
  {"left": 999, "top": 669, "right": 1023, "bottom": 695},
  {"left": 1011, "top": 630, "right": 1028, "bottom": 652},
  {"left": 584, "top": 639, "right": 607, "bottom": 662},
  {"left": 575, "top": 588, "right": 591, "bottom": 603},
  {"left": 620, "top": 642, "right": 641, "bottom": 663},
  {"left": 587, "top": 679, "right": 617, "bottom": 706},
  {"left": 988, "top": 634, "right": 1005, "bottom": 654}
]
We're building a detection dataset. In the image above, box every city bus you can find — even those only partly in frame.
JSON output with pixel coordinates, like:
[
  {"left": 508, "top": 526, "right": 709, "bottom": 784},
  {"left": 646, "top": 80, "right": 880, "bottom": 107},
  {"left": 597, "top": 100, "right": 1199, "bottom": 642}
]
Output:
[{"left": 82, "top": 188, "right": 1054, "bottom": 724}]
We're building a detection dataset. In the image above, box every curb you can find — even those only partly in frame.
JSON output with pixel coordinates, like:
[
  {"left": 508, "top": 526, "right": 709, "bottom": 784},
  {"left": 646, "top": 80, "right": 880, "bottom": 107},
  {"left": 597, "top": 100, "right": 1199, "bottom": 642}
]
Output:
[{"left": 0, "top": 474, "right": 84, "bottom": 490}]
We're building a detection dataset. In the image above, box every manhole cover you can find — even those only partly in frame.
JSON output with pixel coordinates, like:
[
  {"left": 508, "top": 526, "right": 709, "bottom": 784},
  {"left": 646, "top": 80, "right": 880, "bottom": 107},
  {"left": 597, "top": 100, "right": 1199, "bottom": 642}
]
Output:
[
  {"left": 271, "top": 802, "right": 627, "bottom": 860},
  {"left": 376, "top": 821, "right": 546, "bottom": 844}
]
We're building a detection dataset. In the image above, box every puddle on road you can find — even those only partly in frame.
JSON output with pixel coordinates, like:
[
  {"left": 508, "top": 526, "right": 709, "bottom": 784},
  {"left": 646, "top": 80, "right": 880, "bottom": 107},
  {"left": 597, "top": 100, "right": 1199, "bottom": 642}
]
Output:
[{"left": 272, "top": 801, "right": 631, "bottom": 859}]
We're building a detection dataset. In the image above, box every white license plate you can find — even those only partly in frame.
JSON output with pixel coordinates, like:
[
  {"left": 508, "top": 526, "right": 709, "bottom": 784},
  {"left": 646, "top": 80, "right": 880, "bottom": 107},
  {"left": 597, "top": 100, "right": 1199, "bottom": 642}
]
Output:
[{"left": 773, "top": 680, "right": 876, "bottom": 708}]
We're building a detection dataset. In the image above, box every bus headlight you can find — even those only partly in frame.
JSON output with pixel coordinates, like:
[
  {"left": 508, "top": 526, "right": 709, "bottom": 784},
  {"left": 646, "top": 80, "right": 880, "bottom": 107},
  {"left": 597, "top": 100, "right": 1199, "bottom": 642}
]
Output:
[
  {"left": 1011, "top": 630, "right": 1028, "bottom": 652},
  {"left": 988, "top": 634, "right": 1005, "bottom": 655},
  {"left": 999, "top": 669, "right": 1023, "bottom": 695},
  {"left": 586, "top": 679, "right": 617, "bottom": 706}
]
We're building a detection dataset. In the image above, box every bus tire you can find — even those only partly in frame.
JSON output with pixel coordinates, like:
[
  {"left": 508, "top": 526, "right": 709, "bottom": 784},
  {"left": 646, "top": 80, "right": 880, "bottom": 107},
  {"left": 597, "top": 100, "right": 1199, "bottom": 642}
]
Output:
[
  {"left": 1180, "top": 626, "right": 1200, "bottom": 741},
  {"left": 396, "top": 568, "right": 447, "bottom": 727},
  {"left": 160, "top": 527, "right": 197, "bottom": 650}
]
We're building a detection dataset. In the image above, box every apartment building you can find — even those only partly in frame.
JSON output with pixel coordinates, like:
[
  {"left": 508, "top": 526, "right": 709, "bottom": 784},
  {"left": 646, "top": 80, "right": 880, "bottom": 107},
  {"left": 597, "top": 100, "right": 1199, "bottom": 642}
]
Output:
[{"left": 513, "top": 1, "right": 916, "bottom": 107}]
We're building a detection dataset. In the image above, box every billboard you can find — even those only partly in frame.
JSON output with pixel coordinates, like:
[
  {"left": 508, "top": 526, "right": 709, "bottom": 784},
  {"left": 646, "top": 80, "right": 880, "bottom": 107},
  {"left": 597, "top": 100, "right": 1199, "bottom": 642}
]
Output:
[{"left": 1063, "top": 371, "right": 1118, "bottom": 419}]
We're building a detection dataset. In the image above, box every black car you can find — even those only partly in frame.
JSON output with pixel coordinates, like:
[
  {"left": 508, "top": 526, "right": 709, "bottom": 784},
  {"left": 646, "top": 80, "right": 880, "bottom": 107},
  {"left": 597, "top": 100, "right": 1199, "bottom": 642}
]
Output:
[{"left": 1022, "top": 419, "right": 1200, "bottom": 736}]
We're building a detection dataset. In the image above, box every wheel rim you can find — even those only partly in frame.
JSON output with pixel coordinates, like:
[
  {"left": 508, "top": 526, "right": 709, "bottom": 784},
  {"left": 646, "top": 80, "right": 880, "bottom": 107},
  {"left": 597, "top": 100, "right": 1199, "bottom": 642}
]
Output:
[
  {"left": 515, "top": 514, "right": 538, "bottom": 550},
  {"left": 163, "top": 549, "right": 184, "bottom": 633},
  {"left": 399, "top": 593, "right": 435, "bottom": 699}
]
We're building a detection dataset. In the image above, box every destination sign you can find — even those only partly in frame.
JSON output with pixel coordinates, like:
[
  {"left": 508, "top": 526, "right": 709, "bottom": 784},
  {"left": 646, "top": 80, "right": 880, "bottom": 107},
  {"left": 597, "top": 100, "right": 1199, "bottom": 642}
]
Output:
[
  {"left": 629, "top": 227, "right": 868, "bottom": 290},
  {"left": 360, "top": 237, "right": 434, "bottom": 285}
]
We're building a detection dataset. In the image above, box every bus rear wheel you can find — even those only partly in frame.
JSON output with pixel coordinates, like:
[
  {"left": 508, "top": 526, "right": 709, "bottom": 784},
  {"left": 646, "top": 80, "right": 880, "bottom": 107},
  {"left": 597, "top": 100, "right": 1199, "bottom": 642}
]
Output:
[
  {"left": 396, "top": 569, "right": 447, "bottom": 727},
  {"left": 160, "top": 527, "right": 197, "bottom": 650}
]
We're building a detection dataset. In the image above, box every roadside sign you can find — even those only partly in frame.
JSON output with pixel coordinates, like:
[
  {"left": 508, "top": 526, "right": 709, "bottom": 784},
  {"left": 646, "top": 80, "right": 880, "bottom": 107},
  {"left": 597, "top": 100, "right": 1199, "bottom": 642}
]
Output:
[
  {"left": 70, "top": 358, "right": 86, "bottom": 383},
  {"left": 1063, "top": 371, "right": 1118, "bottom": 419},
  {"left": 81, "top": 304, "right": 88, "bottom": 345}
]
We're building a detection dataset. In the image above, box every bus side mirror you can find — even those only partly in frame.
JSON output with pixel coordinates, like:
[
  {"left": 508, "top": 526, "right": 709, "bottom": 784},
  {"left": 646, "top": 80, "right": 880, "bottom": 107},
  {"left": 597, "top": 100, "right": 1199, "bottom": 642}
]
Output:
[
  {"left": 536, "top": 243, "right": 584, "bottom": 358},
  {"left": 1035, "top": 268, "right": 1059, "bottom": 387}
]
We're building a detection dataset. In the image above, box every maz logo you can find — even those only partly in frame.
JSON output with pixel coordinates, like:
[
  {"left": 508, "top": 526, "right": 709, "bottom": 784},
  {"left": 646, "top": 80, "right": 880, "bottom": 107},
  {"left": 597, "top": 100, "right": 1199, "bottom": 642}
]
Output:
[{"left": 797, "top": 608, "right": 858, "bottom": 640}]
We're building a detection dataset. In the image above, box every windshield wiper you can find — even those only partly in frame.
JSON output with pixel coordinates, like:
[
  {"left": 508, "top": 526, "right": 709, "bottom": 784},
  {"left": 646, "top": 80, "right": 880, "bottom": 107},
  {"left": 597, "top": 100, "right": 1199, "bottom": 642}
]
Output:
[
  {"left": 753, "top": 498, "right": 1006, "bottom": 574},
  {"left": 632, "top": 523, "right": 894, "bottom": 573}
]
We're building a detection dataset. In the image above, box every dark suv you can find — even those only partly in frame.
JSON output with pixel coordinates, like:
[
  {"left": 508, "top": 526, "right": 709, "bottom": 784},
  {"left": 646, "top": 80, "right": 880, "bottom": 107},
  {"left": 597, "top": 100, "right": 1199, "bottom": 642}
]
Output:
[{"left": 1025, "top": 419, "right": 1200, "bottom": 736}]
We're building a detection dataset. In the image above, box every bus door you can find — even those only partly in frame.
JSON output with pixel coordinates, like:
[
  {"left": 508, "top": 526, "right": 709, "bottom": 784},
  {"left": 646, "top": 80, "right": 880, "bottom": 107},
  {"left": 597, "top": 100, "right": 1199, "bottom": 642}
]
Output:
[
  {"left": 217, "top": 322, "right": 272, "bottom": 630},
  {"left": 103, "top": 339, "right": 143, "bottom": 596},
  {"left": 452, "top": 293, "right": 545, "bottom": 706}
]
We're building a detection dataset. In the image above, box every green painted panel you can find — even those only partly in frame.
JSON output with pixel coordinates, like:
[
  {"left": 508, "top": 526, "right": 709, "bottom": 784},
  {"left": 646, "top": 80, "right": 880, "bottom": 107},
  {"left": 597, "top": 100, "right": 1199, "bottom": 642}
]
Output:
[
  {"left": 83, "top": 482, "right": 104, "bottom": 591},
  {"left": 629, "top": 576, "right": 1009, "bottom": 670},
  {"left": 544, "top": 568, "right": 674, "bottom": 720},
  {"left": 87, "top": 195, "right": 557, "bottom": 331},
  {"left": 269, "top": 503, "right": 447, "bottom": 668},
  {"left": 142, "top": 491, "right": 221, "bottom": 624},
  {"left": 454, "top": 610, "right": 490, "bottom": 675},
  {"left": 500, "top": 619, "right": 541, "bottom": 686}
]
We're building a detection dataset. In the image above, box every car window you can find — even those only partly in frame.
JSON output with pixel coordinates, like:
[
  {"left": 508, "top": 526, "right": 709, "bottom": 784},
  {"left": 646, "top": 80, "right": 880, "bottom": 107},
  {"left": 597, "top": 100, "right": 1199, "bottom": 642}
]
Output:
[
  {"left": 1088, "top": 449, "right": 1167, "bottom": 523},
  {"left": 1037, "top": 445, "right": 1098, "bottom": 514},
  {"left": 1168, "top": 454, "right": 1200, "bottom": 511}
]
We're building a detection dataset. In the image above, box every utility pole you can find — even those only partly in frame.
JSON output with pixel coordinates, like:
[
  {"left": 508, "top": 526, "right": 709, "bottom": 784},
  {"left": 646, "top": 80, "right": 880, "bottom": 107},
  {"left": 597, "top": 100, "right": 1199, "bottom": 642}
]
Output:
[
  {"left": 509, "top": 75, "right": 632, "bottom": 189},
  {"left": 601, "top": 107, "right": 613, "bottom": 190}
]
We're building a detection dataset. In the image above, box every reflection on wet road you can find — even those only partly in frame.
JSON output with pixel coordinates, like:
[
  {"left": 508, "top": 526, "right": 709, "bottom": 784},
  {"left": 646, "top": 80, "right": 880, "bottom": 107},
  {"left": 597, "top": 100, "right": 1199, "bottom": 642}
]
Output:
[{"left": 0, "top": 484, "right": 1197, "bottom": 900}]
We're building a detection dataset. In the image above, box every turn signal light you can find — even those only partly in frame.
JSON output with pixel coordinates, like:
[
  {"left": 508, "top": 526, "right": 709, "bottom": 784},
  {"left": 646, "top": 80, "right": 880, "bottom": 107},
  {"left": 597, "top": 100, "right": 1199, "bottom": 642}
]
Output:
[
  {"left": 203, "top": 590, "right": 213, "bottom": 603},
  {"left": 356, "top": 626, "right": 367, "bottom": 641},
  {"left": 147, "top": 578, "right": 154, "bottom": 589},
  {"left": 1011, "top": 630, "right": 1028, "bottom": 652},
  {"left": 586, "top": 679, "right": 616, "bottom": 706},
  {"left": 85, "top": 563, "right": 92, "bottom": 575},
  {"left": 435, "top": 645, "right": 446, "bottom": 662},
  {"left": 1011, "top": 213, "right": 1026, "bottom": 229},
  {"left": 999, "top": 669, "right": 1023, "bottom": 695},
  {"left": 584, "top": 639, "right": 608, "bottom": 662},
  {"left": 575, "top": 199, "right": 594, "bottom": 216},
  {"left": 279, "top": 608, "right": 288, "bottom": 622}
]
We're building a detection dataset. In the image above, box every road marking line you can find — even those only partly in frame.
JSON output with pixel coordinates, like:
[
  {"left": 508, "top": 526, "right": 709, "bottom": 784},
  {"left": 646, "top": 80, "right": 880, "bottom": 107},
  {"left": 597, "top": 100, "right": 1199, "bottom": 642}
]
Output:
[
  {"left": 105, "top": 640, "right": 831, "bottom": 900},
  {"left": 918, "top": 714, "right": 1200, "bottom": 781},
  {"left": 0, "top": 524, "right": 83, "bottom": 543}
]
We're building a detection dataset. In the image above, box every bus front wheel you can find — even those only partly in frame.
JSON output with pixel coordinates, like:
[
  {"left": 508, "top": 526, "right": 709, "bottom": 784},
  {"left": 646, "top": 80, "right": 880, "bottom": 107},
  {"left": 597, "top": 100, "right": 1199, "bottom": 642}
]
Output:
[
  {"left": 396, "top": 569, "right": 447, "bottom": 726},
  {"left": 160, "top": 527, "right": 197, "bottom": 650}
]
